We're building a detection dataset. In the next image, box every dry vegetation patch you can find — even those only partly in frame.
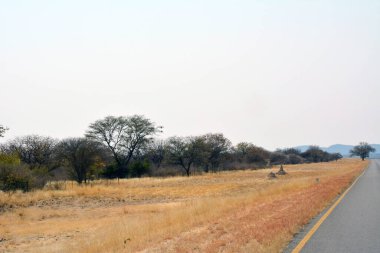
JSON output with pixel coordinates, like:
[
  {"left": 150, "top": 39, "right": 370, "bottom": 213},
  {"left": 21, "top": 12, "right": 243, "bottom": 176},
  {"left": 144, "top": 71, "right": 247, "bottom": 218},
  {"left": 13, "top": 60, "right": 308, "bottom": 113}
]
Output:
[{"left": 0, "top": 159, "right": 367, "bottom": 253}]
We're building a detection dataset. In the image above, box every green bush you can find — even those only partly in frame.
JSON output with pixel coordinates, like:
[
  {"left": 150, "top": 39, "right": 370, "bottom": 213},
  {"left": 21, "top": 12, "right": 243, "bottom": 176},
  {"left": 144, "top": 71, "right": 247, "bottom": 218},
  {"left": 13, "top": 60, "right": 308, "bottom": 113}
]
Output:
[
  {"left": 0, "top": 164, "right": 34, "bottom": 192},
  {"left": 0, "top": 153, "right": 21, "bottom": 165},
  {"left": 101, "top": 164, "right": 119, "bottom": 178},
  {"left": 0, "top": 152, "right": 49, "bottom": 191},
  {"left": 129, "top": 160, "right": 150, "bottom": 178}
]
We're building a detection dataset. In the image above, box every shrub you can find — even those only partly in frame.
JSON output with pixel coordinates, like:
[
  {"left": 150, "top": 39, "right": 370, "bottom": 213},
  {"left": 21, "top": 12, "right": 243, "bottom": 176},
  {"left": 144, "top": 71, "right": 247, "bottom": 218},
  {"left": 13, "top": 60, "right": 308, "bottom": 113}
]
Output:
[
  {"left": 0, "top": 153, "right": 21, "bottom": 165},
  {"left": 102, "top": 164, "right": 119, "bottom": 179},
  {"left": 270, "top": 152, "right": 288, "bottom": 165},
  {"left": 129, "top": 160, "right": 151, "bottom": 178},
  {"left": 0, "top": 164, "right": 34, "bottom": 192},
  {"left": 287, "top": 154, "right": 304, "bottom": 164},
  {"left": 0, "top": 157, "right": 49, "bottom": 191}
]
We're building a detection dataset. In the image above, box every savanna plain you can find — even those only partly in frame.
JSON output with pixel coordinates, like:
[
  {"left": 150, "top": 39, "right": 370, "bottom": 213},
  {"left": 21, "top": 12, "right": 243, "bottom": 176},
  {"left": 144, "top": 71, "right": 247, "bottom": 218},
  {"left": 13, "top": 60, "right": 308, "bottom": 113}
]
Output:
[{"left": 0, "top": 159, "right": 367, "bottom": 253}]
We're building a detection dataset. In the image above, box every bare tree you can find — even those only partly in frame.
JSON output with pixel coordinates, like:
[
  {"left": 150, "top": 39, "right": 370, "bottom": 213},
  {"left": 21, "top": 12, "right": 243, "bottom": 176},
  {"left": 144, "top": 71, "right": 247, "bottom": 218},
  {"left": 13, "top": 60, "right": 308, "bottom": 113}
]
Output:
[
  {"left": 56, "top": 138, "right": 105, "bottom": 184},
  {"left": 86, "top": 115, "right": 162, "bottom": 177},
  {"left": 0, "top": 125, "right": 8, "bottom": 138},
  {"left": 350, "top": 142, "right": 376, "bottom": 161},
  {"left": 3, "top": 135, "right": 58, "bottom": 170}
]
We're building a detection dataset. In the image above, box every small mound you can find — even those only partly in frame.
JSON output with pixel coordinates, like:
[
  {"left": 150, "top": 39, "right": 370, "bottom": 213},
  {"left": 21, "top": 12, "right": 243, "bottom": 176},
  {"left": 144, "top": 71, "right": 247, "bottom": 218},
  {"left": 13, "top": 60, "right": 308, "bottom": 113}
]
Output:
[
  {"left": 276, "top": 165, "right": 287, "bottom": 175},
  {"left": 267, "top": 172, "right": 277, "bottom": 179}
]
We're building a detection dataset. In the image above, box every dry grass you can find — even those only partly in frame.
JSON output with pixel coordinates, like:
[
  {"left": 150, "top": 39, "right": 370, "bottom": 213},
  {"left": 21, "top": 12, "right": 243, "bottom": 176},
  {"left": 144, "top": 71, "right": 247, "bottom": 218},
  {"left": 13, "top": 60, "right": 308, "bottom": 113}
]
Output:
[{"left": 0, "top": 159, "right": 367, "bottom": 253}]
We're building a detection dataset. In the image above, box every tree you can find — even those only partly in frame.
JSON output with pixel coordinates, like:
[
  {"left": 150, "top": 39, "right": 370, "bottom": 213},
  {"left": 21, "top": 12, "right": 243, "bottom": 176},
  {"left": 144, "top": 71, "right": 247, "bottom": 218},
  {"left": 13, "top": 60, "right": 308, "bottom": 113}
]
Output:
[
  {"left": 329, "top": 153, "right": 343, "bottom": 162},
  {"left": 2, "top": 135, "right": 58, "bottom": 170},
  {"left": 350, "top": 142, "right": 376, "bottom": 161},
  {"left": 246, "top": 145, "right": 270, "bottom": 164},
  {"left": 166, "top": 136, "right": 207, "bottom": 176},
  {"left": 301, "top": 146, "right": 326, "bottom": 163},
  {"left": 0, "top": 125, "right": 8, "bottom": 138},
  {"left": 281, "top": 148, "right": 302, "bottom": 156},
  {"left": 203, "top": 133, "right": 232, "bottom": 172},
  {"left": 235, "top": 142, "right": 270, "bottom": 165},
  {"left": 146, "top": 139, "right": 167, "bottom": 169},
  {"left": 287, "top": 153, "right": 304, "bottom": 164},
  {"left": 270, "top": 152, "right": 288, "bottom": 165},
  {"left": 0, "top": 164, "right": 35, "bottom": 192},
  {"left": 235, "top": 142, "right": 251, "bottom": 158},
  {"left": 274, "top": 148, "right": 304, "bottom": 164},
  {"left": 56, "top": 138, "right": 105, "bottom": 184},
  {"left": 86, "top": 115, "right": 162, "bottom": 177}
]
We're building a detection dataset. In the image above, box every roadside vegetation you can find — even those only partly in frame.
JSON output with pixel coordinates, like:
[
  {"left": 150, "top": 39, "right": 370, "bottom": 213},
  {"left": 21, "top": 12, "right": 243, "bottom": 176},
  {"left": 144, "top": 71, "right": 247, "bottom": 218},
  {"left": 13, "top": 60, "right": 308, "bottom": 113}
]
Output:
[{"left": 1, "top": 116, "right": 346, "bottom": 192}]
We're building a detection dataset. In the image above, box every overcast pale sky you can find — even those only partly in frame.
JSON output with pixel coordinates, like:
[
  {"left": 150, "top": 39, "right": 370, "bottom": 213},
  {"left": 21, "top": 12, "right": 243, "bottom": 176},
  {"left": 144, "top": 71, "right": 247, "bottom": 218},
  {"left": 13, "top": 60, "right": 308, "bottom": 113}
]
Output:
[{"left": 1, "top": 0, "right": 379, "bottom": 150}]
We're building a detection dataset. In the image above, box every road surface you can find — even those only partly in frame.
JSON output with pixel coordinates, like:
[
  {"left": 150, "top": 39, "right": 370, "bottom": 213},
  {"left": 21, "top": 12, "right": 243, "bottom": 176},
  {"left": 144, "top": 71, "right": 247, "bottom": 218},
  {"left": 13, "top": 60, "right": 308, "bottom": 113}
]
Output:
[{"left": 299, "top": 159, "right": 380, "bottom": 253}]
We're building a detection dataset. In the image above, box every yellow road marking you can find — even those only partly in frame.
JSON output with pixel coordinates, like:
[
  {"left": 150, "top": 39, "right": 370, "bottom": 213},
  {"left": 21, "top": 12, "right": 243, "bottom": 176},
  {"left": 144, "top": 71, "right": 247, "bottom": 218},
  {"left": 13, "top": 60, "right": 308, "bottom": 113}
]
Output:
[{"left": 291, "top": 166, "right": 368, "bottom": 253}]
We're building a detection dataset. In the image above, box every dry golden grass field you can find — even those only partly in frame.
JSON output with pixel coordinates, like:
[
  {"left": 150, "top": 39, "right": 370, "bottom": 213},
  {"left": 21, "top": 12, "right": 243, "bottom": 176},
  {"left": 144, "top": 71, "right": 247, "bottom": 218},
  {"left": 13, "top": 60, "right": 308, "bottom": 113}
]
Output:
[{"left": 0, "top": 159, "right": 368, "bottom": 253}]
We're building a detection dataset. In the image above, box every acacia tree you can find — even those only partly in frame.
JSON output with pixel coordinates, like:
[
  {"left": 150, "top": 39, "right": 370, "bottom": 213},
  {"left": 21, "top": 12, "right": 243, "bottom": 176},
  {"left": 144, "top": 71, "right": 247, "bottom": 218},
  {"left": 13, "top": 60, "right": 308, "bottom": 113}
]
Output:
[
  {"left": 166, "top": 136, "right": 208, "bottom": 176},
  {"left": 0, "top": 125, "right": 8, "bottom": 138},
  {"left": 86, "top": 115, "right": 162, "bottom": 177},
  {"left": 350, "top": 142, "right": 376, "bottom": 161},
  {"left": 56, "top": 138, "right": 105, "bottom": 184}
]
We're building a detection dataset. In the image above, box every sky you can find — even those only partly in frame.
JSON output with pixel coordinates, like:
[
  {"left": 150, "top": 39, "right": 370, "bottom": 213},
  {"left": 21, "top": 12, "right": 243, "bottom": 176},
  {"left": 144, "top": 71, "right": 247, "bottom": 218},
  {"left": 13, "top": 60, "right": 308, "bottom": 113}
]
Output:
[{"left": 1, "top": 0, "right": 380, "bottom": 150}]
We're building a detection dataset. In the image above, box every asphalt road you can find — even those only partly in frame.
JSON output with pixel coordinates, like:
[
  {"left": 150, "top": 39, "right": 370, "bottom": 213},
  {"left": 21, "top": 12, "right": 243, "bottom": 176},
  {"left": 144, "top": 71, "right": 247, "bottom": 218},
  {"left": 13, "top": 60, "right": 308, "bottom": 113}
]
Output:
[{"left": 300, "top": 159, "right": 380, "bottom": 253}]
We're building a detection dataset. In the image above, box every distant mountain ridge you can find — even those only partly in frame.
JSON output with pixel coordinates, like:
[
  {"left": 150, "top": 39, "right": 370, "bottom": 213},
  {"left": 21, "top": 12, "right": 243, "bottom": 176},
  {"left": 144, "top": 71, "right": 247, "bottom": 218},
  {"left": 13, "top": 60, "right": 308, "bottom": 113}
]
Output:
[{"left": 293, "top": 144, "right": 380, "bottom": 158}]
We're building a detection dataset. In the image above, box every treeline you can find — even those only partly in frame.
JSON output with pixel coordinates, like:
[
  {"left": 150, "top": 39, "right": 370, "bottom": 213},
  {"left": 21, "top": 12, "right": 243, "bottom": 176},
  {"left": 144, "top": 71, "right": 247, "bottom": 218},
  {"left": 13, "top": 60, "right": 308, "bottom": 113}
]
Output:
[{"left": 0, "top": 117, "right": 343, "bottom": 191}]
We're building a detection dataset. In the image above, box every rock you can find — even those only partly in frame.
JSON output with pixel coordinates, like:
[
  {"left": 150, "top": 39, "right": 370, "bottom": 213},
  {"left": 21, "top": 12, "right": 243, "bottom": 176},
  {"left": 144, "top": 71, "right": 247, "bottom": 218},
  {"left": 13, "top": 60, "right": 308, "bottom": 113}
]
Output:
[{"left": 276, "top": 165, "right": 287, "bottom": 175}]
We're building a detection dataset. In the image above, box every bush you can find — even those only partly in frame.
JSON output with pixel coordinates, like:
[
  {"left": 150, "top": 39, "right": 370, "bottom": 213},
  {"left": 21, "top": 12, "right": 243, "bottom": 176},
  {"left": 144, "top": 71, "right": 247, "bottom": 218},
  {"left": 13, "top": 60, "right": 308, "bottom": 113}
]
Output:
[
  {"left": 102, "top": 164, "right": 119, "bottom": 179},
  {"left": 270, "top": 152, "right": 288, "bottom": 165},
  {"left": 287, "top": 154, "right": 304, "bottom": 164},
  {"left": 0, "top": 159, "right": 49, "bottom": 192},
  {"left": 0, "top": 164, "right": 34, "bottom": 192},
  {"left": 0, "top": 153, "right": 20, "bottom": 165},
  {"left": 129, "top": 160, "right": 150, "bottom": 178}
]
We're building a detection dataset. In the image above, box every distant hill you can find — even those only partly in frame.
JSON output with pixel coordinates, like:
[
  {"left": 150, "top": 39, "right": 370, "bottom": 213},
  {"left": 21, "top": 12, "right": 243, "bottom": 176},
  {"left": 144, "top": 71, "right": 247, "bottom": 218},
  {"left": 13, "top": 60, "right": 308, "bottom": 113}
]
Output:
[
  {"left": 293, "top": 144, "right": 380, "bottom": 158},
  {"left": 325, "top": 144, "right": 355, "bottom": 155}
]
